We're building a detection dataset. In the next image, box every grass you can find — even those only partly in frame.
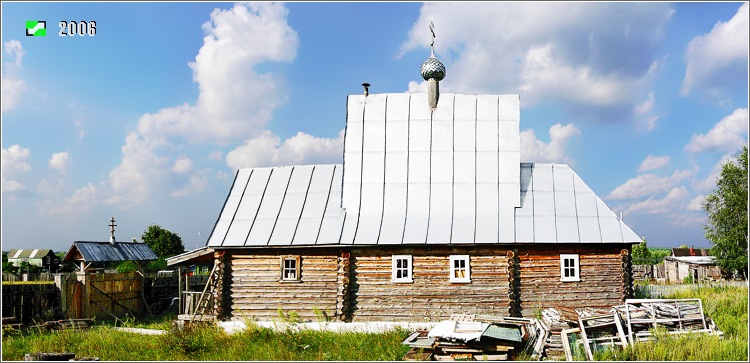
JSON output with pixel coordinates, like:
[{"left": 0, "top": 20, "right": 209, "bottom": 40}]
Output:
[
  {"left": 593, "top": 284, "right": 749, "bottom": 361},
  {"left": 3, "top": 285, "right": 746, "bottom": 361},
  {"left": 1, "top": 316, "right": 412, "bottom": 361}
]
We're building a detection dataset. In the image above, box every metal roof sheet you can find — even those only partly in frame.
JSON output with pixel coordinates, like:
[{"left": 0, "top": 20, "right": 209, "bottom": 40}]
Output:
[
  {"left": 7, "top": 249, "right": 54, "bottom": 259},
  {"left": 204, "top": 93, "right": 640, "bottom": 248},
  {"left": 64, "top": 241, "right": 158, "bottom": 262}
]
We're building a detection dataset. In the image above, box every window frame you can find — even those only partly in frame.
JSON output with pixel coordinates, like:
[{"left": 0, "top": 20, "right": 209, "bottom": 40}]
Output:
[
  {"left": 391, "top": 255, "right": 413, "bottom": 283},
  {"left": 280, "top": 255, "right": 302, "bottom": 282},
  {"left": 449, "top": 255, "right": 472, "bottom": 283},
  {"left": 560, "top": 254, "right": 581, "bottom": 282}
]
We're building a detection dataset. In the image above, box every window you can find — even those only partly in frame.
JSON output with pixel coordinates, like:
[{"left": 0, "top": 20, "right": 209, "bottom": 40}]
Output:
[
  {"left": 560, "top": 254, "right": 580, "bottom": 282},
  {"left": 281, "top": 256, "right": 301, "bottom": 282},
  {"left": 449, "top": 255, "right": 471, "bottom": 283},
  {"left": 392, "top": 255, "right": 413, "bottom": 283}
]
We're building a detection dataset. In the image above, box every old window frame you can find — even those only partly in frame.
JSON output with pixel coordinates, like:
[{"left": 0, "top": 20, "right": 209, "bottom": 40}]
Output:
[
  {"left": 391, "top": 255, "right": 413, "bottom": 283},
  {"left": 560, "top": 254, "right": 580, "bottom": 282},
  {"left": 280, "top": 255, "right": 301, "bottom": 282},
  {"left": 449, "top": 255, "right": 471, "bottom": 283}
]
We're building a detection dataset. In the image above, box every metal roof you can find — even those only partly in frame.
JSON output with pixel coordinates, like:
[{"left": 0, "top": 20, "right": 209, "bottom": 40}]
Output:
[
  {"left": 664, "top": 256, "right": 716, "bottom": 265},
  {"left": 63, "top": 241, "right": 158, "bottom": 263},
  {"left": 204, "top": 92, "right": 640, "bottom": 248},
  {"left": 7, "top": 249, "right": 54, "bottom": 259}
]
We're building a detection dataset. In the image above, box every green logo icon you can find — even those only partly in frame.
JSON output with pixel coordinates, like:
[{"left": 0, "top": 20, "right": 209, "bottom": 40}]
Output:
[{"left": 26, "top": 20, "right": 46, "bottom": 36}]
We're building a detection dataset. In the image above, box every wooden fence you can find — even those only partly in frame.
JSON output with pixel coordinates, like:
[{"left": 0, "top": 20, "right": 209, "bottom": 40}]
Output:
[
  {"left": 635, "top": 280, "right": 748, "bottom": 298},
  {"left": 1, "top": 283, "right": 59, "bottom": 324},
  {"left": 58, "top": 272, "right": 144, "bottom": 320},
  {"left": 2, "top": 272, "right": 70, "bottom": 282}
]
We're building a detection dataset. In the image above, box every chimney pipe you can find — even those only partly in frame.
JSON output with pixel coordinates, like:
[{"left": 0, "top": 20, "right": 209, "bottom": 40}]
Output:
[{"left": 362, "top": 83, "right": 370, "bottom": 97}]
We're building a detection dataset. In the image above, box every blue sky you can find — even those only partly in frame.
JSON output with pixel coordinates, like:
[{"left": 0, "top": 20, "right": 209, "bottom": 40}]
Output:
[{"left": 2, "top": 2, "right": 748, "bottom": 252}]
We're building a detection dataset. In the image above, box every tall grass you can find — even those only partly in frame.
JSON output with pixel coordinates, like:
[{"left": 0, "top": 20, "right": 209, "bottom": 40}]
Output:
[
  {"left": 596, "top": 285, "right": 748, "bottom": 361},
  {"left": 1, "top": 319, "right": 412, "bottom": 361}
]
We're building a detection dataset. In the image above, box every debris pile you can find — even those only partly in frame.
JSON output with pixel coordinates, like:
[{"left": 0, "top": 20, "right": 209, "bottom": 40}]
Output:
[
  {"left": 402, "top": 299, "right": 722, "bottom": 361},
  {"left": 402, "top": 314, "right": 543, "bottom": 361}
]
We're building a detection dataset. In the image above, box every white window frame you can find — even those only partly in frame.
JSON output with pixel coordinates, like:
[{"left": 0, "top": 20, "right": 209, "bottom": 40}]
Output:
[
  {"left": 560, "top": 254, "right": 580, "bottom": 282},
  {"left": 280, "top": 255, "right": 301, "bottom": 282},
  {"left": 391, "top": 255, "right": 413, "bottom": 283},
  {"left": 449, "top": 255, "right": 471, "bottom": 283}
]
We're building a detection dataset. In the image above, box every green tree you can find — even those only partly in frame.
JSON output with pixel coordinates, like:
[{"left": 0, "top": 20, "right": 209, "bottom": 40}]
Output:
[
  {"left": 678, "top": 244, "right": 689, "bottom": 249},
  {"left": 703, "top": 146, "right": 748, "bottom": 279},
  {"left": 632, "top": 237, "right": 652, "bottom": 264},
  {"left": 141, "top": 225, "right": 185, "bottom": 258}
]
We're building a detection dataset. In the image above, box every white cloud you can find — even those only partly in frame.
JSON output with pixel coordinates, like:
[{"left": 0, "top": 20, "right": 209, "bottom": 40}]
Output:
[
  {"left": 97, "top": 3, "right": 299, "bottom": 207},
  {"left": 684, "top": 108, "right": 748, "bottom": 153},
  {"left": 226, "top": 130, "right": 344, "bottom": 169},
  {"left": 520, "top": 123, "right": 580, "bottom": 164},
  {"left": 634, "top": 92, "right": 655, "bottom": 115},
  {"left": 171, "top": 157, "right": 193, "bottom": 174},
  {"left": 38, "top": 178, "right": 65, "bottom": 196},
  {"left": 135, "top": 2, "right": 298, "bottom": 145},
  {"left": 2, "top": 144, "right": 31, "bottom": 174},
  {"left": 39, "top": 183, "right": 98, "bottom": 215},
  {"left": 639, "top": 115, "right": 659, "bottom": 132},
  {"left": 1, "top": 40, "right": 27, "bottom": 113},
  {"left": 2, "top": 179, "right": 26, "bottom": 193},
  {"left": 171, "top": 170, "right": 209, "bottom": 197},
  {"left": 694, "top": 152, "right": 735, "bottom": 193},
  {"left": 401, "top": 3, "right": 673, "bottom": 120},
  {"left": 49, "top": 152, "right": 71, "bottom": 174},
  {"left": 638, "top": 155, "right": 670, "bottom": 172},
  {"left": 608, "top": 169, "right": 694, "bottom": 200},
  {"left": 622, "top": 186, "right": 689, "bottom": 215},
  {"left": 682, "top": 3, "right": 749, "bottom": 96},
  {"left": 687, "top": 194, "right": 705, "bottom": 211}
]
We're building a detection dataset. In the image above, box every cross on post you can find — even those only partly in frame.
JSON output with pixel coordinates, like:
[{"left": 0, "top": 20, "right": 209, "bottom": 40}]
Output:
[
  {"left": 109, "top": 217, "right": 117, "bottom": 239},
  {"left": 429, "top": 19, "right": 436, "bottom": 56}
]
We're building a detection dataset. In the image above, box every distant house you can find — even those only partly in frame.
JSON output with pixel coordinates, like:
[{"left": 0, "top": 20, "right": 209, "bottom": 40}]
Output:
[
  {"left": 664, "top": 247, "right": 721, "bottom": 282},
  {"left": 62, "top": 218, "right": 158, "bottom": 272},
  {"left": 7, "top": 249, "right": 60, "bottom": 273}
]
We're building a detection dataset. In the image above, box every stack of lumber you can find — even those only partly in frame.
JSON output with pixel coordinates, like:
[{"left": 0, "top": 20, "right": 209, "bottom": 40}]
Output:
[
  {"left": 402, "top": 314, "right": 542, "bottom": 361},
  {"left": 2, "top": 316, "right": 23, "bottom": 330}
]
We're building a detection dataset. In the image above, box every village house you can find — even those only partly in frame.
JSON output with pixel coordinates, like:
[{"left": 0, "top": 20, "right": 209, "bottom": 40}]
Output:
[
  {"left": 663, "top": 247, "right": 721, "bottom": 283},
  {"left": 168, "top": 40, "right": 641, "bottom": 323},
  {"left": 6, "top": 248, "right": 59, "bottom": 273}
]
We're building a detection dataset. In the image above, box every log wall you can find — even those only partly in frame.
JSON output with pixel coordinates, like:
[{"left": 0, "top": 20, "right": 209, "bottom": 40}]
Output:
[
  {"left": 349, "top": 246, "right": 510, "bottom": 322},
  {"left": 228, "top": 251, "right": 340, "bottom": 322},
  {"left": 516, "top": 245, "right": 626, "bottom": 316}
]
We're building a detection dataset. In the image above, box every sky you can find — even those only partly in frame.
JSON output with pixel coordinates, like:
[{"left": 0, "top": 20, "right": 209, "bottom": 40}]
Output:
[{"left": 1, "top": 1, "right": 748, "bottom": 252}]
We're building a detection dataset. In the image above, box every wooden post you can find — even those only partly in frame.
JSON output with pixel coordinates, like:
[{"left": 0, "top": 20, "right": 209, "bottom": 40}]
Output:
[
  {"left": 76, "top": 272, "right": 89, "bottom": 319},
  {"left": 55, "top": 274, "right": 67, "bottom": 319},
  {"left": 177, "top": 267, "right": 183, "bottom": 315}
]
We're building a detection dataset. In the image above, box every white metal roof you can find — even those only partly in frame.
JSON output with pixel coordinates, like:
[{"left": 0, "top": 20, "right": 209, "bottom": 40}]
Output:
[{"left": 205, "top": 93, "right": 641, "bottom": 247}]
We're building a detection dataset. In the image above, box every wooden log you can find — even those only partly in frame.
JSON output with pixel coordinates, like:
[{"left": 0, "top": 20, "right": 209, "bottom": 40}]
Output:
[{"left": 24, "top": 353, "right": 76, "bottom": 361}]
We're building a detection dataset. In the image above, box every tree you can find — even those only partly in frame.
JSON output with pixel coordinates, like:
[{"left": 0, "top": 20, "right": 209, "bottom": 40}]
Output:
[
  {"left": 632, "top": 237, "right": 652, "bottom": 264},
  {"left": 703, "top": 146, "right": 748, "bottom": 279},
  {"left": 141, "top": 225, "right": 185, "bottom": 259}
]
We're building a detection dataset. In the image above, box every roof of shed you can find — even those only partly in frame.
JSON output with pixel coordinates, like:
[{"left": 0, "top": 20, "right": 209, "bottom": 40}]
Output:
[
  {"left": 7, "top": 249, "right": 54, "bottom": 259},
  {"left": 63, "top": 241, "right": 158, "bottom": 263},
  {"left": 671, "top": 248, "right": 711, "bottom": 257}
]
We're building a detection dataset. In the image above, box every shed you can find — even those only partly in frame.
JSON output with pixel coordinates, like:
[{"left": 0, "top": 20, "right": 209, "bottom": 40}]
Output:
[
  {"left": 7, "top": 249, "right": 59, "bottom": 272},
  {"left": 170, "top": 43, "right": 641, "bottom": 322},
  {"left": 63, "top": 241, "right": 158, "bottom": 272},
  {"left": 664, "top": 255, "right": 721, "bottom": 282}
]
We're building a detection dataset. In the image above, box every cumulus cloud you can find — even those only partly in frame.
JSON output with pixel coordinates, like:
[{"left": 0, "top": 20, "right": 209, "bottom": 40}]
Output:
[
  {"left": 634, "top": 92, "right": 659, "bottom": 132},
  {"left": 97, "top": 2, "right": 299, "bottom": 206},
  {"left": 1, "top": 145, "right": 31, "bottom": 194},
  {"left": 1, "top": 40, "right": 27, "bottom": 113},
  {"left": 638, "top": 155, "right": 670, "bottom": 172},
  {"left": 622, "top": 186, "right": 688, "bottom": 214},
  {"left": 39, "top": 183, "right": 98, "bottom": 215},
  {"left": 682, "top": 3, "right": 749, "bottom": 96},
  {"left": 607, "top": 169, "right": 694, "bottom": 200},
  {"left": 171, "top": 157, "right": 193, "bottom": 174},
  {"left": 49, "top": 152, "right": 71, "bottom": 174},
  {"left": 693, "top": 152, "right": 735, "bottom": 193},
  {"left": 684, "top": 108, "right": 748, "bottom": 153},
  {"left": 687, "top": 194, "right": 706, "bottom": 211},
  {"left": 401, "top": 2, "right": 673, "bottom": 121},
  {"left": 227, "top": 130, "right": 344, "bottom": 169},
  {"left": 520, "top": 123, "right": 580, "bottom": 164}
]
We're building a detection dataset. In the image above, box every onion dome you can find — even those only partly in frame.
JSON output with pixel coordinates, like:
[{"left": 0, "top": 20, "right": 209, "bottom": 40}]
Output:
[{"left": 420, "top": 55, "right": 446, "bottom": 81}]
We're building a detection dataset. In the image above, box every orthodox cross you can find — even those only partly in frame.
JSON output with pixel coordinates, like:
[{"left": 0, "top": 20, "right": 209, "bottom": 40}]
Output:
[
  {"left": 109, "top": 217, "right": 117, "bottom": 238},
  {"left": 429, "top": 20, "right": 436, "bottom": 56}
]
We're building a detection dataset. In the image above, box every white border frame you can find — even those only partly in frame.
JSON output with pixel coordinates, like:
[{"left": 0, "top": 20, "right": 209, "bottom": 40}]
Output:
[
  {"left": 391, "top": 255, "right": 413, "bottom": 283},
  {"left": 449, "top": 255, "right": 472, "bottom": 283},
  {"left": 560, "top": 254, "right": 580, "bottom": 282}
]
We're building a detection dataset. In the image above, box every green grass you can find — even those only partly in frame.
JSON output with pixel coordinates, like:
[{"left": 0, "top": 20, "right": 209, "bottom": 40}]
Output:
[
  {"left": 595, "top": 285, "right": 748, "bottom": 361},
  {"left": 1, "top": 317, "right": 412, "bottom": 361}
]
